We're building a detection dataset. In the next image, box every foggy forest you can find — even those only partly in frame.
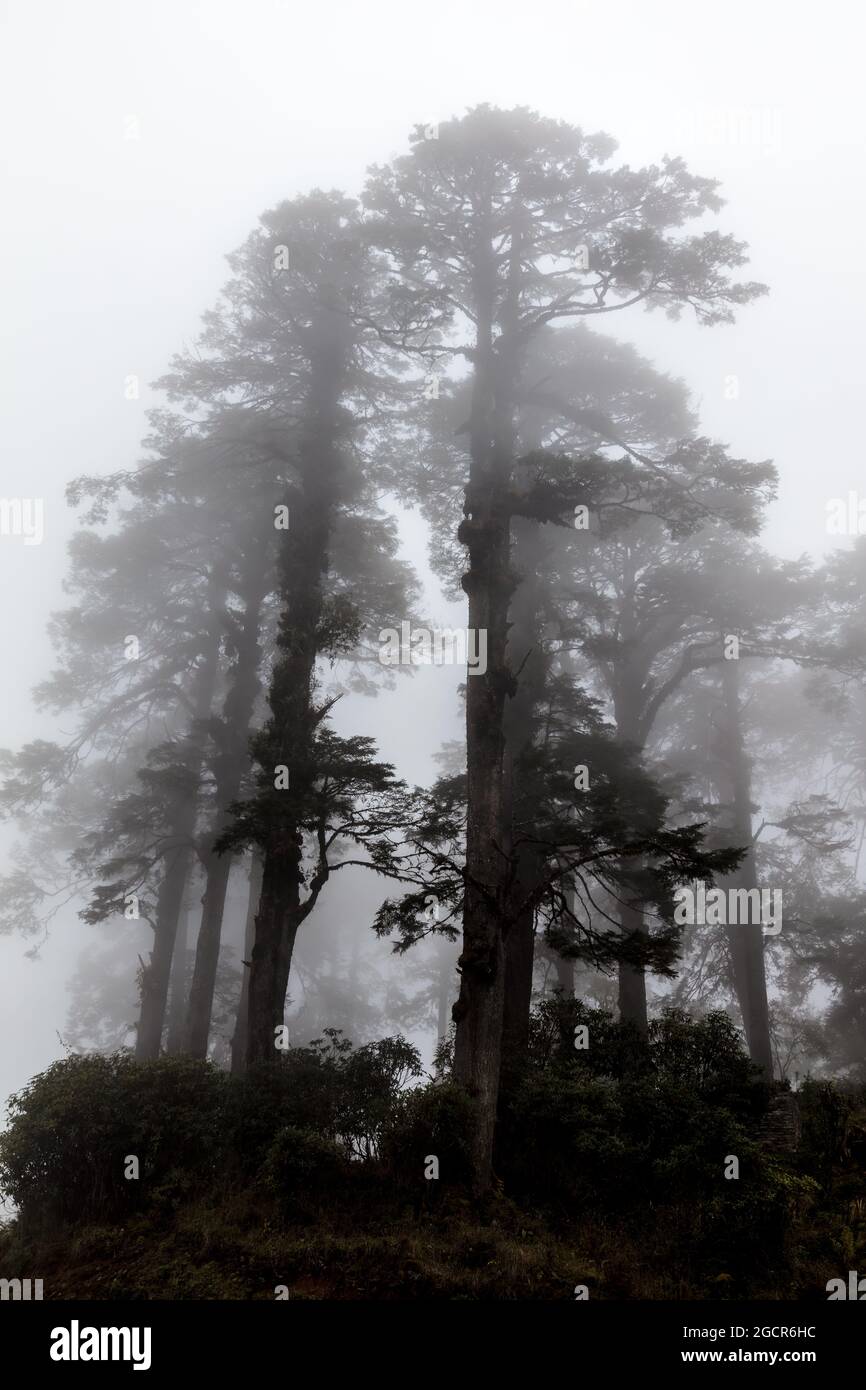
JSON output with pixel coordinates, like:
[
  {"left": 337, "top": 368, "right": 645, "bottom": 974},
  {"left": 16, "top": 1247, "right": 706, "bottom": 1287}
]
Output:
[{"left": 2, "top": 0, "right": 866, "bottom": 1331}]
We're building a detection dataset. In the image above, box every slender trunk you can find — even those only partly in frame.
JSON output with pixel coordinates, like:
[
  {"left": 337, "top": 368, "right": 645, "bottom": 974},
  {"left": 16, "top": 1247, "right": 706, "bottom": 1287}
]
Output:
[
  {"left": 247, "top": 858, "right": 301, "bottom": 1066},
  {"left": 720, "top": 660, "right": 773, "bottom": 1077},
  {"left": 613, "top": 655, "right": 650, "bottom": 1036},
  {"left": 501, "top": 520, "right": 548, "bottom": 1068},
  {"left": 165, "top": 894, "right": 193, "bottom": 1054},
  {"left": 231, "top": 854, "right": 263, "bottom": 1075},
  {"left": 246, "top": 309, "right": 346, "bottom": 1069},
  {"left": 136, "top": 843, "right": 192, "bottom": 1060},
  {"left": 184, "top": 549, "right": 268, "bottom": 1058},
  {"left": 453, "top": 209, "right": 526, "bottom": 1191},
  {"left": 184, "top": 850, "right": 234, "bottom": 1057},
  {"left": 617, "top": 896, "right": 649, "bottom": 1035},
  {"left": 555, "top": 954, "right": 574, "bottom": 997},
  {"left": 436, "top": 958, "right": 451, "bottom": 1050},
  {"left": 134, "top": 570, "right": 226, "bottom": 1059}
]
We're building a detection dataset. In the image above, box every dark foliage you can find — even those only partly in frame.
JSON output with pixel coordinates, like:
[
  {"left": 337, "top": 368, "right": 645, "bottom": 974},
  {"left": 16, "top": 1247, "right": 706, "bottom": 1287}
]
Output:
[{"left": 1, "top": 1015, "right": 851, "bottom": 1298}]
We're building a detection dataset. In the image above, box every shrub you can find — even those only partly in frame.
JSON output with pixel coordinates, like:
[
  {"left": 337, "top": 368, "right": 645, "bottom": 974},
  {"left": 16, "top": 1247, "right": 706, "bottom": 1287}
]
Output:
[
  {"left": 498, "top": 1004, "right": 770, "bottom": 1216},
  {"left": 261, "top": 1126, "right": 348, "bottom": 1221},
  {"left": 0, "top": 1031, "right": 423, "bottom": 1232},
  {"left": 798, "top": 1078, "right": 854, "bottom": 1189},
  {"left": 227, "top": 1053, "right": 344, "bottom": 1175},
  {"left": 527, "top": 997, "right": 648, "bottom": 1078},
  {"left": 498, "top": 1068, "right": 634, "bottom": 1208},
  {"left": 229, "top": 1031, "right": 422, "bottom": 1168},
  {"left": 335, "top": 1035, "right": 424, "bottom": 1158},
  {"left": 382, "top": 1081, "right": 475, "bottom": 1190},
  {"left": 0, "top": 1053, "right": 227, "bottom": 1228}
]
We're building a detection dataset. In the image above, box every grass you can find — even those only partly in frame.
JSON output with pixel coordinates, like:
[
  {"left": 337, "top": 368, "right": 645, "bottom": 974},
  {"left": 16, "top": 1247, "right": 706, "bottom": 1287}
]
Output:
[{"left": 0, "top": 1178, "right": 852, "bottom": 1300}]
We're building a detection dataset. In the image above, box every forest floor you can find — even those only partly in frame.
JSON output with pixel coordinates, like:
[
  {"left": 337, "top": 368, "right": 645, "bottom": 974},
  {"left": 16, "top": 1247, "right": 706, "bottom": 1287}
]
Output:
[
  {"left": 0, "top": 1186, "right": 852, "bottom": 1301},
  {"left": 3, "top": 1041, "right": 864, "bottom": 1300}
]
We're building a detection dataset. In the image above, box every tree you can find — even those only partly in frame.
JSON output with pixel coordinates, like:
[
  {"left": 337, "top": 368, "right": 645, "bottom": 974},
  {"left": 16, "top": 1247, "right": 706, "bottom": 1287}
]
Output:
[
  {"left": 159, "top": 190, "right": 439, "bottom": 1066},
  {"left": 365, "top": 103, "right": 768, "bottom": 1188}
]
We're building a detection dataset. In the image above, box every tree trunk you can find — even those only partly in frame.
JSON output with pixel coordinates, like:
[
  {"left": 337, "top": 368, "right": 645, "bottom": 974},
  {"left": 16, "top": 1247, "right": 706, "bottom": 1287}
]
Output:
[
  {"left": 453, "top": 205, "right": 532, "bottom": 1190},
  {"left": 612, "top": 653, "right": 650, "bottom": 1036},
  {"left": 500, "top": 519, "right": 548, "bottom": 1069},
  {"left": 617, "top": 895, "right": 649, "bottom": 1036},
  {"left": 502, "top": 901, "right": 536, "bottom": 1065},
  {"left": 555, "top": 954, "right": 574, "bottom": 997},
  {"left": 720, "top": 659, "right": 773, "bottom": 1077},
  {"left": 184, "top": 850, "right": 234, "bottom": 1058},
  {"left": 453, "top": 370, "right": 515, "bottom": 1185},
  {"left": 136, "top": 842, "right": 192, "bottom": 1060},
  {"left": 436, "top": 957, "right": 451, "bottom": 1051},
  {"left": 246, "top": 307, "right": 346, "bottom": 1069},
  {"left": 184, "top": 547, "right": 268, "bottom": 1058},
  {"left": 134, "top": 570, "right": 226, "bottom": 1060},
  {"left": 246, "top": 858, "right": 301, "bottom": 1066},
  {"left": 231, "top": 854, "right": 263, "bottom": 1075},
  {"left": 165, "top": 892, "right": 194, "bottom": 1054}
]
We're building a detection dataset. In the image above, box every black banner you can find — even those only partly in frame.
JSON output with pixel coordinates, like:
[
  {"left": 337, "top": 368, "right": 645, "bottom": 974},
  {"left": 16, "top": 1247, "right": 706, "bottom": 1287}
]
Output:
[{"left": 3, "top": 1299, "right": 860, "bottom": 1376}]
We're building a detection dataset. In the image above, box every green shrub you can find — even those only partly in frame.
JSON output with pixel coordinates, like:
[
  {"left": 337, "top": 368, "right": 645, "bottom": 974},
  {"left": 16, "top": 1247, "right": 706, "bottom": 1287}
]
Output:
[
  {"left": 499, "top": 1004, "right": 770, "bottom": 1215},
  {"left": 527, "top": 997, "right": 648, "bottom": 1078},
  {"left": 228, "top": 1031, "right": 422, "bottom": 1169},
  {"left": 0, "top": 1053, "right": 227, "bottom": 1228},
  {"left": 261, "top": 1126, "right": 348, "bottom": 1221},
  {"left": 0, "top": 1031, "right": 422, "bottom": 1233},
  {"left": 226, "top": 1054, "right": 344, "bottom": 1175},
  {"left": 382, "top": 1081, "right": 475, "bottom": 1190},
  {"left": 799, "top": 1078, "right": 853, "bottom": 1189},
  {"left": 335, "top": 1035, "right": 424, "bottom": 1158}
]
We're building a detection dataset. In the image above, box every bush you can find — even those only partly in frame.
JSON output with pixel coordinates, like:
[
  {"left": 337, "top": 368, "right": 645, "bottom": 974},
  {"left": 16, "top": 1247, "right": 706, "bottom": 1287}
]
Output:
[
  {"left": 498, "top": 1067, "right": 634, "bottom": 1207},
  {"left": 798, "top": 1078, "right": 854, "bottom": 1189},
  {"left": 648, "top": 1009, "right": 767, "bottom": 1115},
  {"left": 498, "top": 1004, "right": 770, "bottom": 1216},
  {"left": 0, "top": 1032, "right": 424, "bottom": 1231},
  {"left": 228, "top": 1030, "right": 422, "bottom": 1169},
  {"left": 527, "top": 997, "right": 648, "bottom": 1078},
  {"left": 382, "top": 1081, "right": 475, "bottom": 1190},
  {"left": 0, "top": 1053, "right": 227, "bottom": 1228},
  {"left": 0, "top": 1011, "right": 811, "bottom": 1295},
  {"left": 261, "top": 1126, "right": 348, "bottom": 1221},
  {"left": 335, "top": 1035, "right": 424, "bottom": 1158},
  {"left": 226, "top": 1053, "right": 344, "bottom": 1175}
]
